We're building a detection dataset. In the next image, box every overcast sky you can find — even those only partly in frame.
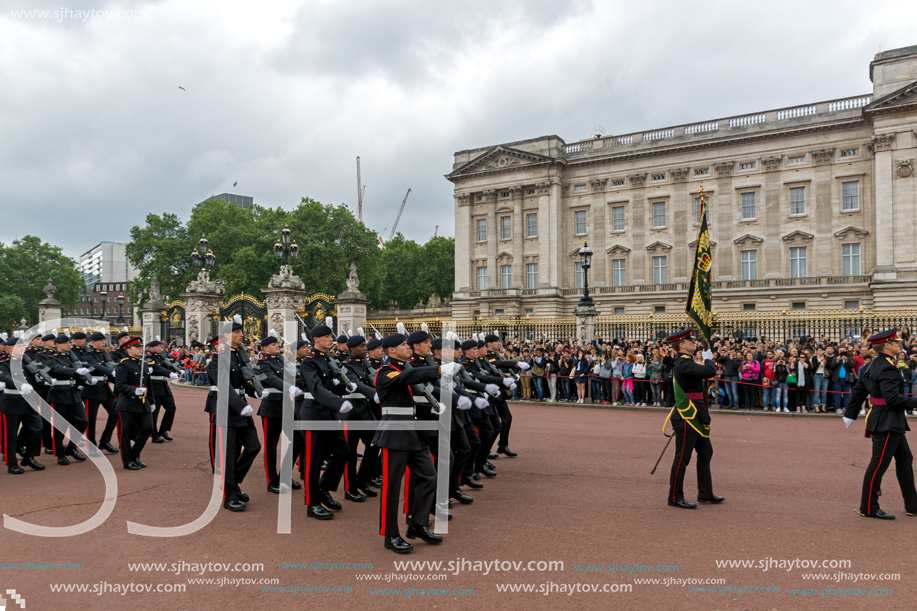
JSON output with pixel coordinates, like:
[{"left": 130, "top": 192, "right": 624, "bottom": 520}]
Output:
[{"left": 1, "top": 0, "right": 915, "bottom": 260}]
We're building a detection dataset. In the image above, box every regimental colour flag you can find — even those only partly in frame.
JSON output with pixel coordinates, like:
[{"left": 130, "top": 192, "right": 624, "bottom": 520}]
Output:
[{"left": 686, "top": 185, "right": 713, "bottom": 347}]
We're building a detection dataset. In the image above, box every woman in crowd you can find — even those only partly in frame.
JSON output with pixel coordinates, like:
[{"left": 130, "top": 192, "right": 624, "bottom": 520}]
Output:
[
  {"left": 621, "top": 353, "right": 635, "bottom": 405},
  {"left": 812, "top": 349, "right": 829, "bottom": 412},
  {"left": 631, "top": 353, "right": 647, "bottom": 406},
  {"left": 599, "top": 352, "right": 614, "bottom": 405},
  {"left": 573, "top": 349, "right": 589, "bottom": 404},
  {"left": 648, "top": 352, "right": 663, "bottom": 406},
  {"left": 774, "top": 359, "right": 789, "bottom": 412},
  {"left": 740, "top": 351, "right": 760, "bottom": 409}
]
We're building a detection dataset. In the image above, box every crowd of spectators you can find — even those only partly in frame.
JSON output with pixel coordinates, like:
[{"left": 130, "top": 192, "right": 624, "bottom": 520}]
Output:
[{"left": 488, "top": 327, "right": 917, "bottom": 416}]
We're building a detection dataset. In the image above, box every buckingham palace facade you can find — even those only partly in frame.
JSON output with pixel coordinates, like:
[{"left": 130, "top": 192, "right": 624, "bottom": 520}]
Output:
[{"left": 447, "top": 45, "right": 917, "bottom": 320}]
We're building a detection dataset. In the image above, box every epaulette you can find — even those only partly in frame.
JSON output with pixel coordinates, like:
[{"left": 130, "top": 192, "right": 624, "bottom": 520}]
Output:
[{"left": 120, "top": 357, "right": 133, "bottom": 363}]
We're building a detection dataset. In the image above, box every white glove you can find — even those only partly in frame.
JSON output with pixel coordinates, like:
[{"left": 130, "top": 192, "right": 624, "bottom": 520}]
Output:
[
  {"left": 149, "top": 403, "right": 156, "bottom": 412},
  {"left": 339, "top": 401, "right": 353, "bottom": 414},
  {"left": 431, "top": 402, "right": 446, "bottom": 416},
  {"left": 440, "top": 362, "right": 461, "bottom": 376},
  {"left": 502, "top": 377, "right": 514, "bottom": 388},
  {"left": 148, "top": 367, "right": 154, "bottom": 374},
  {"left": 134, "top": 387, "right": 146, "bottom": 396},
  {"left": 20, "top": 383, "right": 33, "bottom": 395},
  {"left": 288, "top": 386, "right": 304, "bottom": 400},
  {"left": 86, "top": 378, "right": 97, "bottom": 385},
  {"left": 516, "top": 361, "right": 531, "bottom": 371},
  {"left": 485, "top": 383, "right": 501, "bottom": 397},
  {"left": 843, "top": 417, "right": 854, "bottom": 428},
  {"left": 254, "top": 391, "right": 265, "bottom": 400},
  {"left": 241, "top": 406, "right": 253, "bottom": 417},
  {"left": 474, "top": 397, "right": 489, "bottom": 409},
  {"left": 373, "top": 393, "right": 380, "bottom": 404},
  {"left": 169, "top": 372, "right": 179, "bottom": 379},
  {"left": 457, "top": 395, "right": 472, "bottom": 410},
  {"left": 510, "top": 383, "right": 517, "bottom": 391},
  {"left": 702, "top": 350, "right": 714, "bottom": 360},
  {"left": 0, "top": 381, "right": 5, "bottom": 391},
  {"left": 76, "top": 368, "right": 90, "bottom": 376},
  {"left": 347, "top": 382, "right": 358, "bottom": 393}
]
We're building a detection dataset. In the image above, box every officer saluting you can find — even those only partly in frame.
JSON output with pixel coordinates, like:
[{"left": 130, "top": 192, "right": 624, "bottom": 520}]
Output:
[
  {"left": 843, "top": 328, "right": 917, "bottom": 519},
  {"left": 665, "top": 329, "right": 723, "bottom": 509},
  {"left": 375, "top": 332, "right": 460, "bottom": 554}
]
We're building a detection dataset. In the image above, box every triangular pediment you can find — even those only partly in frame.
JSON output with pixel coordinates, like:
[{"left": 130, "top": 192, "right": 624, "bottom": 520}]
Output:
[
  {"left": 645, "top": 241, "right": 672, "bottom": 252},
  {"left": 733, "top": 233, "right": 764, "bottom": 246},
  {"left": 605, "top": 244, "right": 631, "bottom": 255},
  {"left": 833, "top": 225, "right": 869, "bottom": 239},
  {"left": 865, "top": 80, "right": 917, "bottom": 112},
  {"left": 496, "top": 250, "right": 513, "bottom": 261},
  {"left": 447, "top": 146, "right": 554, "bottom": 179},
  {"left": 781, "top": 230, "right": 814, "bottom": 242}
]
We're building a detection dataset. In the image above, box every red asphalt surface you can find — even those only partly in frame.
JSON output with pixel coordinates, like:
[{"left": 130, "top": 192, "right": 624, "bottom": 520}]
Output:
[{"left": 2, "top": 384, "right": 916, "bottom": 610}]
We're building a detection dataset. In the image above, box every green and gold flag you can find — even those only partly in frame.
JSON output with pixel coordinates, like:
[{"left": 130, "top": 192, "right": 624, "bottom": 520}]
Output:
[{"left": 686, "top": 184, "right": 713, "bottom": 347}]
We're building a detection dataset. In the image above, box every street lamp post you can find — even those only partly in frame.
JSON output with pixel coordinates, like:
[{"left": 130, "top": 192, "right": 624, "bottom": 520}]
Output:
[
  {"left": 116, "top": 294, "right": 125, "bottom": 325},
  {"left": 578, "top": 241, "right": 594, "bottom": 307},
  {"left": 190, "top": 234, "right": 216, "bottom": 270},
  {"left": 273, "top": 225, "right": 299, "bottom": 266},
  {"left": 100, "top": 291, "right": 108, "bottom": 323}
]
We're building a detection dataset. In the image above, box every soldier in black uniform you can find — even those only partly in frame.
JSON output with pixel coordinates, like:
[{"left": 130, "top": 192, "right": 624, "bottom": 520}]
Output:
[
  {"left": 111, "top": 331, "right": 132, "bottom": 362},
  {"left": 33, "top": 332, "right": 57, "bottom": 454},
  {"left": 665, "top": 329, "right": 722, "bottom": 509},
  {"left": 204, "top": 323, "right": 263, "bottom": 512},
  {"left": 367, "top": 339, "right": 384, "bottom": 370},
  {"left": 114, "top": 337, "right": 154, "bottom": 470},
  {"left": 45, "top": 335, "right": 91, "bottom": 465},
  {"left": 462, "top": 340, "right": 511, "bottom": 480},
  {"left": 255, "top": 334, "right": 303, "bottom": 494},
  {"left": 1, "top": 337, "right": 45, "bottom": 473},
  {"left": 484, "top": 334, "right": 529, "bottom": 456},
  {"left": 299, "top": 324, "right": 354, "bottom": 520},
  {"left": 145, "top": 340, "right": 180, "bottom": 442},
  {"left": 339, "top": 335, "right": 381, "bottom": 501},
  {"left": 375, "top": 333, "right": 458, "bottom": 553},
  {"left": 843, "top": 328, "right": 917, "bottom": 519},
  {"left": 82, "top": 332, "right": 120, "bottom": 454}
]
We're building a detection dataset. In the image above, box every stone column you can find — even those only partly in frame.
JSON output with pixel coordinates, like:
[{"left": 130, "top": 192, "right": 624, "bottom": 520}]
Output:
[
  {"left": 335, "top": 263, "right": 369, "bottom": 335},
  {"left": 512, "top": 187, "right": 524, "bottom": 289},
  {"left": 546, "top": 178, "right": 562, "bottom": 288},
  {"left": 36, "top": 278, "right": 62, "bottom": 328},
  {"left": 484, "top": 189, "right": 497, "bottom": 289},
  {"left": 574, "top": 301, "right": 598, "bottom": 348},
  {"left": 263, "top": 264, "right": 308, "bottom": 337},
  {"left": 181, "top": 270, "right": 224, "bottom": 345},
  {"left": 871, "top": 133, "right": 897, "bottom": 280},
  {"left": 455, "top": 192, "right": 473, "bottom": 293},
  {"left": 139, "top": 278, "right": 167, "bottom": 342}
]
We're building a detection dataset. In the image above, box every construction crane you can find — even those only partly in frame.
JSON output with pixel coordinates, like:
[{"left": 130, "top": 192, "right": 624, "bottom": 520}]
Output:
[
  {"left": 388, "top": 188, "right": 411, "bottom": 241},
  {"left": 356, "top": 156, "right": 366, "bottom": 223},
  {"left": 434, "top": 225, "right": 438, "bottom": 238}
]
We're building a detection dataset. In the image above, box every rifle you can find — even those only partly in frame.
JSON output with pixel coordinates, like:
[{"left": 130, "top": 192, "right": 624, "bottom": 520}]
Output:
[
  {"left": 159, "top": 352, "right": 184, "bottom": 375},
  {"left": 395, "top": 323, "right": 443, "bottom": 413},
  {"left": 235, "top": 344, "right": 266, "bottom": 395},
  {"left": 294, "top": 312, "right": 355, "bottom": 391},
  {"left": 67, "top": 349, "right": 96, "bottom": 386},
  {"left": 23, "top": 352, "right": 54, "bottom": 386}
]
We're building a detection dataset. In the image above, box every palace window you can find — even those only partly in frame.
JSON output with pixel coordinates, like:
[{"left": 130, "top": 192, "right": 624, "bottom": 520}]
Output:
[
  {"left": 612, "top": 259, "right": 626, "bottom": 286},
  {"left": 789, "top": 186, "right": 806, "bottom": 215},
  {"left": 476, "top": 218, "right": 487, "bottom": 241},
  {"left": 652, "top": 201, "right": 666, "bottom": 228},
  {"left": 790, "top": 247, "right": 807, "bottom": 278},
  {"left": 476, "top": 267, "right": 488, "bottom": 290},
  {"left": 500, "top": 265, "right": 512, "bottom": 289},
  {"left": 842, "top": 181, "right": 859, "bottom": 211},
  {"left": 526, "top": 213, "right": 538, "bottom": 237},
  {"left": 526, "top": 263, "right": 539, "bottom": 289},
  {"left": 741, "top": 250, "right": 757, "bottom": 280},
  {"left": 574, "top": 210, "right": 587, "bottom": 235},
  {"left": 612, "top": 206, "right": 626, "bottom": 232},
  {"left": 741, "top": 192, "right": 756, "bottom": 220},
  {"left": 842, "top": 243, "right": 861, "bottom": 276},
  {"left": 652, "top": 256, "right": 667, "bottom": 284}
]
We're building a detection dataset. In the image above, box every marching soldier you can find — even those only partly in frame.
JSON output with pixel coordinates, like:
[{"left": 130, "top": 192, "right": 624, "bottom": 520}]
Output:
[
  {"left": 339, "top": 335, "right": 382, "bottom": 501},
  {"left": 82, "top": 332, "right": 120, "bottom": 455},
  {"left": 145, "top": 340, "right": 180, "bottom": 442},
  {"left": 1, "top": 337, "right": 45, "bottom": 473},
  {"left": 665, "top": 329, "right": 722, "bottom": 509},
  {"left": 367, "top": 339, "right": 384, "bottom": 370},
  {"left": 375, "top": 332, "right": 459, "bottom": 553},
  {"left": 34, "top": 332, "right": 57, "bottom": 454},
  {"left": 483, "top": 334, "right": 529, "bottom": 457},
  {"left": 459, "top": 340, "right": 498, "bottom": 485},
  {"left": 114, "top": 337, "right": 154, "bottom": 470},
  {"left": 111, "top": 331, "right": 132, "bottom": 362},
  {"left": 256, "top": 334, "right": 303, "bottom": 494},
  {"left": 843, "top": 328, "right": 917, "bottom": 519},
  {"left": 45, "top": 335, "right": 91, "bottom": 465},
  {"left": 299, "top": 324, "right": 354, "bottom": 520},
  {"left": 204, "top": 322, "right": 263, "bottom": 512}
]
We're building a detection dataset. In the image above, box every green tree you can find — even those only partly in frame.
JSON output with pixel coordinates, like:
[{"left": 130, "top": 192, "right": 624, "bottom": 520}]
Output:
[
  {"left": 0, "top": 295, "right": 27, "bottom": 331},
  {"left": 125, "top": 212, "right": 191, "bottom": 306},
  {"left": 0, "top": 235, "right": 82, "bottom": 327}
]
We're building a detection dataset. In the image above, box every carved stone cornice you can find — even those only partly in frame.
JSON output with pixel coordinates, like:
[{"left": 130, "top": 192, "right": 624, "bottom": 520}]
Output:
[
  {"left": 713, "top": 162, "right": 734, "bottom": 176},
  {"left": 590, "top": 178, "right": 608, "bottom": 192},
  {"left": 605, "top": 244, "right": 631, "bottom": 256},
  {"left": 896, "top": 158, "right": 914, "bottom": 178},
  {"left": 561, "top": 184, "right": 570, "bottom": 195},
  {"left": 811, "top": 148, "right": 836, "bottom": 164},
  {"left": 670, "top": 167, "right": 689, "bottom": 183},
  {"left": 833, "top": 225, "right": 869, "bottom": 240},
  {"left": 535, "top": 182, "right": 552, "bottom": 192},
  {"left": 733, "top": 234, "right": 765, "bottom": 246},
  {"left": 867, "top": 133, "right": 895, "bottom": 153},
  {"left": 628, "top": 173, "right": 647, "bottom": 187},
  {"left": 781, "top": 230, "right": 815, "bottom": 245},
  {"left": 645, "top": 241, "right": 673, "bottom": 253},
  {"left": 457, "top": 193, "right": 471, "bottom": 206},
  {"left": 761, "top": 155, "right": 783, "bottom": 171},
  {"left": 482, "top": 189, "right": 496, "bottom": 200}
]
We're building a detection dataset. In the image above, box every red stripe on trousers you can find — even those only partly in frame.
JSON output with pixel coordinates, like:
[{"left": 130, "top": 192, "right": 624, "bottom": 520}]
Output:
[
  {"left": 404, "top": 467, "right": 411, "bottom": 513},
  {"left": 118, "top": 412, "right": 125, "bottom": 466},
  {"left": 672, "top": 429, "right": 688, "bottom": 503},
  {"left": 304, "top": 431, "right": 312, "bottom": 506},
  {"left": 208, "top": 414, "right": 214, "bottom": 468},
  {"left": 380, "top": 448, "right": 388, "bottom": 536},
  {"left": 2, "top": 414, "right": 8, "bottom": 465},
  {"left": 868, "top": 434, "right": 891, "bottom": 515},
  {"left": 343, "top": 424, "right": 350, "bottom": 491},
  {"left": 218, "top": 426, "right": 226, "bottom": 501},
  {"left": 51, "top": 404, "right": 57, "bottom": 456},
  {"left": 262, "top": 417, "right": 270, "bottom": 484}
]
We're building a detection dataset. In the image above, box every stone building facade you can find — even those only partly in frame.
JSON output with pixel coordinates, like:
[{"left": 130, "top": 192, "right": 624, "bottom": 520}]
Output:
[{"left": 448, "top": 45, "right": 917, "bottom": 319}]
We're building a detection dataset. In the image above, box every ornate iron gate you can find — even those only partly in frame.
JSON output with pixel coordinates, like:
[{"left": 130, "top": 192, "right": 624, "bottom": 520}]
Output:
[
  {"left": 296, "top": 293, "right": 337, "bottom": 337},
  {"left": 220, "top": 293, "right": 268, "bottom": 343},
  {"left": 162, "top": 300, "right": 186, "bottom": 346}
]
